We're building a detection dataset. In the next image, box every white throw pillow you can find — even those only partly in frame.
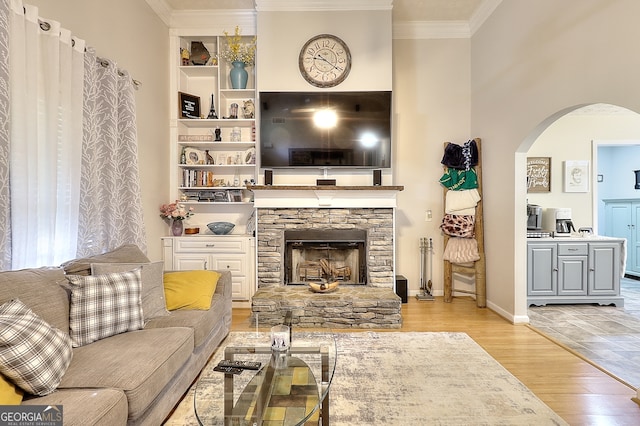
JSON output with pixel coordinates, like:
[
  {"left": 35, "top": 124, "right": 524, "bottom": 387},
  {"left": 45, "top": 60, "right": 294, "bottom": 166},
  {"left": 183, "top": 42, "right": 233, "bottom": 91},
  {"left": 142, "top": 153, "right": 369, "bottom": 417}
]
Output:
[
  {"left": 67, "top": 268, "right": 144, "bottom": 347},
  {"left": 0, "top": 299, "right": 73, "bottom": 395}
]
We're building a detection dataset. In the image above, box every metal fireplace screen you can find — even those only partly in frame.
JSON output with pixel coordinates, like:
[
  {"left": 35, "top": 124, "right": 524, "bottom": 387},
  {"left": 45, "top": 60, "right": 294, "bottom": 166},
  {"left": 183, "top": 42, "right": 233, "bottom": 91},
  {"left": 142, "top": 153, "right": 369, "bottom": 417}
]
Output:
[{"left": 284, "top": 229, "right": 367, "bottom": 285}]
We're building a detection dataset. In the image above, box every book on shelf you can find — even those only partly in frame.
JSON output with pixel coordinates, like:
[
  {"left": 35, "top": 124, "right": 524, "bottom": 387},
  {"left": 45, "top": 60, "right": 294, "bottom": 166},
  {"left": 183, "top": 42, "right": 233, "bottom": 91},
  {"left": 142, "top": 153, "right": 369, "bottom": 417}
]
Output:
[{"left": 178, "top": 134, "right": 214, "bottom": 142}]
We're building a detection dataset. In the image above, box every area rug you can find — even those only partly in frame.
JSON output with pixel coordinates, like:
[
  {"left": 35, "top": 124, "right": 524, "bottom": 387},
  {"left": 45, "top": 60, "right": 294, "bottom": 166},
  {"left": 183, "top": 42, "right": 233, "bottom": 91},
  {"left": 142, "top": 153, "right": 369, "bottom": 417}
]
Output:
[{"left": 164, "top": 332, "right": 567, "bottom": 425}]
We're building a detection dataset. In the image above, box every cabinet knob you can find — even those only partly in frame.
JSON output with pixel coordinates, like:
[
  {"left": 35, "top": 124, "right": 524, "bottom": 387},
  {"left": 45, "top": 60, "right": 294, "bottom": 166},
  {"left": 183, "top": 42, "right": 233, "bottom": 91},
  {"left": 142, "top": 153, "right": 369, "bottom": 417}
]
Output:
[
  {"left": 589, "top": 268, "right": 595, "bottom": 271},
  {"left": 553, "top": 268, "right": 558, "bottom": 272},
  {"left": 206, "top": 244, "right": 215, "bottom": 247}
]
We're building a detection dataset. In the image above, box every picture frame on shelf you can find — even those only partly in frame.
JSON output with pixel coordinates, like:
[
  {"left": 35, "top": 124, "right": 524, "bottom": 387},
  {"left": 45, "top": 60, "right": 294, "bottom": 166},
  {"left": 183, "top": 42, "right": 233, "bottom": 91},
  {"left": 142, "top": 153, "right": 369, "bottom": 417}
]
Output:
[
  {"left": 244, "top": 147, "right": 256, "bottom": 164},
  {"left": 179, "top": 92, "right": 200, "bottom": 119},
  {"left": 526, "top": 157, "right": 551, "bottom": 193},
  {"left": 564, "top": 160, "right": 589, "bottom": 193},
  {"left": 212, "top": 190, "right": 229, "bottom": 202},
  {"left": 228, "top": 189, "right": 243, "bottom": 202},
  {"left": 184, "top": 147, "right": 205, "bottom": 165}
]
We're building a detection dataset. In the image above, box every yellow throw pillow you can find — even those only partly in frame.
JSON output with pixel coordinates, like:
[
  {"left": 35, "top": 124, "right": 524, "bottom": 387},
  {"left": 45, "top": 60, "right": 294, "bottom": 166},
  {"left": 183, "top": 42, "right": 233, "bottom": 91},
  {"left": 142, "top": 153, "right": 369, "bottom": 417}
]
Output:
[
  {"left": 163, "top": 270, "right": 221, "bottom": 310},
  {"left": 0, "top": 373, "right": 23, "bottom": 405}
]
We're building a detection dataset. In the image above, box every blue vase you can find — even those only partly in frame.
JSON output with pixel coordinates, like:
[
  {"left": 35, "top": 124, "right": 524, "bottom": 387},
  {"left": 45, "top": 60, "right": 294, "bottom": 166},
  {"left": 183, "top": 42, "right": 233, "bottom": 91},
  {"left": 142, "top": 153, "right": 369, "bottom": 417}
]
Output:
[{"left": 229, "top": 61, "right": 248, "bottom": 89}]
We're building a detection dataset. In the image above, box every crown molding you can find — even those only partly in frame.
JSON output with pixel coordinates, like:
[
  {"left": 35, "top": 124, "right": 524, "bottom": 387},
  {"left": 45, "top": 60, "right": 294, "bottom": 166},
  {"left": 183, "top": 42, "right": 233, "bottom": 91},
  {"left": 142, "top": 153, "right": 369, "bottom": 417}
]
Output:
[
  {"left": 254, "top": 0, "right": 393, "bottom": 12},
  {"left": 144, "top": 0, "right": 172, "bottom": 26},
  {"left": 169, "top": 10, "right": 256, "bottom": 32},
  {"left": 393, "top": 21, "right": 470, "bottom": 40},
  {"left": 470, "top": 0, "right": 502, "bottom": 35},
  {"left": 147, "top": 0, "right": 499, "bottom": 39}
]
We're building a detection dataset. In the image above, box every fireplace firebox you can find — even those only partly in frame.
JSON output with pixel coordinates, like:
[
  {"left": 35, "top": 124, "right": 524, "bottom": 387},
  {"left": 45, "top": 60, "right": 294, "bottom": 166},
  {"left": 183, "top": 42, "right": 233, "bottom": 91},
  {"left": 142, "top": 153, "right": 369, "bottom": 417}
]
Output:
[{"left": 284, "top": 229, "right": 367, "bottom": 285}]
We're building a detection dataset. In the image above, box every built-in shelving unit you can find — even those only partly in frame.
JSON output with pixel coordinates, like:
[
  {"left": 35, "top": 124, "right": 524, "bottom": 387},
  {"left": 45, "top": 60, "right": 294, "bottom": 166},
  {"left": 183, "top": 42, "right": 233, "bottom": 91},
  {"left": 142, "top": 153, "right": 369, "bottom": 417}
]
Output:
[
  {"left": 170, "top": 31, "right": 257, "bottom": 234},
  {"left": 167, "top": 31, "right": 257, "bottom": 302}
]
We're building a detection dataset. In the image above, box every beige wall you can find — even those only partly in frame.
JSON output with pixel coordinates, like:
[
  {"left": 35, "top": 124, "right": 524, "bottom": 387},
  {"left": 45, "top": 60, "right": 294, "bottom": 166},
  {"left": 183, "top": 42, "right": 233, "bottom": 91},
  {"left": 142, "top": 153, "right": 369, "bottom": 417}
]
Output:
[
  {"left": 392, "top": 37, "right": 471, "bottom": 300},
  {"left": 27, "top": 0, "right": 170, "bottom": 262},
  {"left": 471, "top": 0, "right": 640, "bottom": 320}
]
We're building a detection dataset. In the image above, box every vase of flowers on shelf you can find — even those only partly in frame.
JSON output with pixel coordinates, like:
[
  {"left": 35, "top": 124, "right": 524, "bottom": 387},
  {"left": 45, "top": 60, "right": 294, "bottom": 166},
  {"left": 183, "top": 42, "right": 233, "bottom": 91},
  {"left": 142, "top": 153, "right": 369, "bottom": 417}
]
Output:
[
  {"left": 220, "top": 26, "right": 256, "bottom": 89},
  {"left": 160, "top": 200, "right": 194, "bottom": 236}
]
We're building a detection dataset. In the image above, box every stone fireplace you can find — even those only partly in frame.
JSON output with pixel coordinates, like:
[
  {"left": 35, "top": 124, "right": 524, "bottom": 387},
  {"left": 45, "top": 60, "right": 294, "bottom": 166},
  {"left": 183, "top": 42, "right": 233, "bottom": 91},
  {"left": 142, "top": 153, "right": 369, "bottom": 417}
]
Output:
[{"left": 249, "top": 185, "right": 404, "bottom": 328}]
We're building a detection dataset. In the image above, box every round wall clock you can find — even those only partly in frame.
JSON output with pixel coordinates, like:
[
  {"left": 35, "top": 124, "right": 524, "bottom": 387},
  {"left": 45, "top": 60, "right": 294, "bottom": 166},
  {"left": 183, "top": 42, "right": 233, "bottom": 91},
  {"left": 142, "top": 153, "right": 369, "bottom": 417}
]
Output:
[{"left": 298, "top": 34, "right": 352, "bottom": 88}]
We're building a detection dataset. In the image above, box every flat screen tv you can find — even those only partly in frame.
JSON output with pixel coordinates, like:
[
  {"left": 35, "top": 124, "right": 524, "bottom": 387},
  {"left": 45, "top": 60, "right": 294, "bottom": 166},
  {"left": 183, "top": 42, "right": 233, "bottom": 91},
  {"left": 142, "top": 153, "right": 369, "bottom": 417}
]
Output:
[{"left": 259, "top": 91, "right": 392, "bottom": 168}]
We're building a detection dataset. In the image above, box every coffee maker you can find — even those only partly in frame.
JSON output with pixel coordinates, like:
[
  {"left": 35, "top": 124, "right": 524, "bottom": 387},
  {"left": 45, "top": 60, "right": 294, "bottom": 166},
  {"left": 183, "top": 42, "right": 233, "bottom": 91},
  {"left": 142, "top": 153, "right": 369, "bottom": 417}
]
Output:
[
  {"left": 547, "top": 208, "right": 576, "bottom": 236},
  {"left": 527, "top": 204, "right": 542, "bottom": 230}
]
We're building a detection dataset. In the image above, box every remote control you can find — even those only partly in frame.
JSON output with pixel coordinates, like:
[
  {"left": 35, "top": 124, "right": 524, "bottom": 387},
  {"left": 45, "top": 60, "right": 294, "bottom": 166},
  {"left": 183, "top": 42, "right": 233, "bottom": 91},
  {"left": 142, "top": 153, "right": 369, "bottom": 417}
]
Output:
[
  {"left": 213, "top": 365, "right": 243, "bottom": 375},
  {"left": 217, "top": 360, "right": 262, "bottom": 370}
]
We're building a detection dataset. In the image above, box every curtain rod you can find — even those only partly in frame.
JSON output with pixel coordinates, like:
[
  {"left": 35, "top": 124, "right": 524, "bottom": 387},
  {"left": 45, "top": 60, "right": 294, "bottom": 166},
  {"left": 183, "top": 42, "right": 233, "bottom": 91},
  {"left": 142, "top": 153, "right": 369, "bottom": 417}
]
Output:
[{"left": 34, "top": 15, "right": 141, "bottom": 89}]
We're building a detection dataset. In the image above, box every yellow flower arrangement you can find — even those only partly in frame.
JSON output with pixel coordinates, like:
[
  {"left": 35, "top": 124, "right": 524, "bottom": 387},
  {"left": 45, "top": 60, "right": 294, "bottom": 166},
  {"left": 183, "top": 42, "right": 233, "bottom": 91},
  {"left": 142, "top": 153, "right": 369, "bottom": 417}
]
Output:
[{"left": 219, "top": 26, "right": 256, "bottom": 66}]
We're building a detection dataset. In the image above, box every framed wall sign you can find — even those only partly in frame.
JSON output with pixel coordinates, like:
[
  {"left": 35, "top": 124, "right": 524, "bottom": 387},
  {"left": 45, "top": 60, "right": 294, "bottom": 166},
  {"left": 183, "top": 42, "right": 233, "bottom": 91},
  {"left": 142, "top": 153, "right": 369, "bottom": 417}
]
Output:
[
  {"left": 179, "top": 92, "right": 200, "bottom": 119},
  {"left": 526, "top": 157, "right": 551, "bottom": 193},
  {"left": 564, "top": 160, "right": 590, "bottom": 193}
]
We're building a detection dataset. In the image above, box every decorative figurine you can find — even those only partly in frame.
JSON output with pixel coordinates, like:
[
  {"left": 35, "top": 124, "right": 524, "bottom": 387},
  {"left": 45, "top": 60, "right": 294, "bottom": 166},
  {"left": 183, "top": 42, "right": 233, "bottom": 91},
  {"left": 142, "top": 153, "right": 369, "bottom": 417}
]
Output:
[
  {"left": 230, "top": 127, "right": 241, "bottom": 142},
  {"left": 214, "top": 127, "right": 222, "bottom": 141},
  {"left": 207, "top": 94, "right": 218, "bottom": 119},
  {"left": 190, "top": 41, "right": 210, "bottom": 65},
  {"left": 180, "top": 48, "right": 190, "bottom": 66},
  {"left": 229, "top": 103, "right": 238, "bottom": 119},
  {"left": 243, "top": 99, "right": 255, "bottom": 119},
  {"left": 205, "top": 150, "right": 214, "bottom": 165}
]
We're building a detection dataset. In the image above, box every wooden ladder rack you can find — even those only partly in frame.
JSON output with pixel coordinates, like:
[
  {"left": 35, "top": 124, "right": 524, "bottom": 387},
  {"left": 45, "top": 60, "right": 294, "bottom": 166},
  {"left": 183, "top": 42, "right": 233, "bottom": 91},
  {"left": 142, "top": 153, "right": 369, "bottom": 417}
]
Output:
[{"left": 442, "top": 138, "right": 486, "bottom": 307}]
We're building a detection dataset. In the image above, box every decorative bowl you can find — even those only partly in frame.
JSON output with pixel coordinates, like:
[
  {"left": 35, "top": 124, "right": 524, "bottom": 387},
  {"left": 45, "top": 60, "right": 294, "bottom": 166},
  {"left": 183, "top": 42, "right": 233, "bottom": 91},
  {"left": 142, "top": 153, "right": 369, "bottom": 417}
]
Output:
[
  {"left": 308, "top": 281, "right": 339, "bottom": 293},
  {"left": 184, "top": 227, "right": 200, "bottom": 235},
  {"left": 207, "top": 222, "right": 235, "bottom": 235}
]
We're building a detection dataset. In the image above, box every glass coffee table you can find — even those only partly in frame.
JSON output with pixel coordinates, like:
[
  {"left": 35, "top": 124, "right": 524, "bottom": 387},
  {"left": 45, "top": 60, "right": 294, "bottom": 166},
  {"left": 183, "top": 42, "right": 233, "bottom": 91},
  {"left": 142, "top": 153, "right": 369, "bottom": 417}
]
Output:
[{"left": 194, "top": 331, "right": 337, "bottom": 426}]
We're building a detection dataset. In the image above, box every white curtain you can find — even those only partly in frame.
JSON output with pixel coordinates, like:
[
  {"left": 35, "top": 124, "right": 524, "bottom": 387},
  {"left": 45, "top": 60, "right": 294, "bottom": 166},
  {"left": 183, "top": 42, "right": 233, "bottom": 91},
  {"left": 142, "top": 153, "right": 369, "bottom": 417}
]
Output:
[
  {"left": 0, "top": 0, "right": 146, "bottom": 269},
  {"left": 77, "top": 49, "right": 146, "bottom": 257},
  {"left": 8, "top": 1, "right": 84, "bottom": 269},
  {"left": 0, "top": 0, "right": 10, "bottom": 270}
]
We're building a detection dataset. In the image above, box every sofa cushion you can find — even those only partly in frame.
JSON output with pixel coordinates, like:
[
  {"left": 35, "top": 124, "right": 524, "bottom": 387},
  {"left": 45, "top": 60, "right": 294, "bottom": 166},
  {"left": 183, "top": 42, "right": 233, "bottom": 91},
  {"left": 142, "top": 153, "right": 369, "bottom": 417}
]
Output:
[
  {"left": 145, "top": 269, "right": 231, "bottom": 349},
  {"left": 92, "top": 261, "right": 170, "bottom": 321},
  {"left": 0, "top": 373, "right": 23, "bottom": 405},
  {"left": 0, "top": 299, "right": 73, "bottom": 396},
  {"left": 58, "top": 327, "right": 193, "bottom": 420},
  {"left": 0, "top": 267, "right": 70, "bottom": 333},
  {"left": 61, "top": 244, "right": 150, "bottom": 276},
  {"left": 67, "top": 269, "right": 144, "bottom": 347},
  {"left": 144, "top": 296, "right": 228, "bottom": 349},
  {"left": 22, "top": 388, "right": 128, "bottom": 426},
  {"left": 163, "top": 270, "right": 221, "bottom": 310}
]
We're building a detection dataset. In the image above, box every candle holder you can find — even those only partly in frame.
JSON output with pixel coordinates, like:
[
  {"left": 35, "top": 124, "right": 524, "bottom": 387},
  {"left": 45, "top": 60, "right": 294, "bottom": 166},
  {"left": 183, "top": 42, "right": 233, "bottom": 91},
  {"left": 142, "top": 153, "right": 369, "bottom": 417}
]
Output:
[{"left": 270, "top": 325, "right": 290, "bottom": 352}]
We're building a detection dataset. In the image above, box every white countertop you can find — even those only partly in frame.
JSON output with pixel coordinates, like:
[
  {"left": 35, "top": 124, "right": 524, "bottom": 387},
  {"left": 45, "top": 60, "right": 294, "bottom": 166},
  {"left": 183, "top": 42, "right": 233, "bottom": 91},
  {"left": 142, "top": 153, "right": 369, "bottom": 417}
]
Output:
[{"left": 527, "top": 234, "right": 625, "bottom": 242}]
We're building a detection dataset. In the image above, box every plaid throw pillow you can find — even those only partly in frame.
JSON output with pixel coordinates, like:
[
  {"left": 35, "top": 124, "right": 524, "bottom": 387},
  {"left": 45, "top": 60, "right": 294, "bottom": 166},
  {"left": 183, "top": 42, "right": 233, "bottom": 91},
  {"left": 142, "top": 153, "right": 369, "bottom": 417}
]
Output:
[
  {"left": 67, "top": 268, "right": 144, "bottom": 347},
  {"left": 0, "top": 299, "right": 73, "bottom": 396}
]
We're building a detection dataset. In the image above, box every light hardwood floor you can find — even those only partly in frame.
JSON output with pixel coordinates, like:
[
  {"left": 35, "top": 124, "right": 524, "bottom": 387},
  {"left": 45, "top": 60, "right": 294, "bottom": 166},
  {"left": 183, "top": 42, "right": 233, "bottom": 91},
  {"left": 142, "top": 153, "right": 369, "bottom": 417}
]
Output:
[{"left": 232, "top": 297, "right": 640, "bottom": 425}]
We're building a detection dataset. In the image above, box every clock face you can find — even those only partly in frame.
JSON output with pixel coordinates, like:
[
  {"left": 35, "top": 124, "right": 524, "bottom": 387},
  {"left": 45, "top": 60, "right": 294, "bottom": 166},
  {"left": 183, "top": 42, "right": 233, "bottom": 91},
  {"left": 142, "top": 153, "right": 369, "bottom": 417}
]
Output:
[{"left": 299, "top": 34, "right": 352, "bottom": 88}]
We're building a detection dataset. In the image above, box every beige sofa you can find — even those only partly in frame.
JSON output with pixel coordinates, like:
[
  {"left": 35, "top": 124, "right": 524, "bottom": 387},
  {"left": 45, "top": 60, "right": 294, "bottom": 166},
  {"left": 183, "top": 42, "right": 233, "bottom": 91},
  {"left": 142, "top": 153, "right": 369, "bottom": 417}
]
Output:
[{"left": 0, "top": 245, "right": 232, "bottom": 425}]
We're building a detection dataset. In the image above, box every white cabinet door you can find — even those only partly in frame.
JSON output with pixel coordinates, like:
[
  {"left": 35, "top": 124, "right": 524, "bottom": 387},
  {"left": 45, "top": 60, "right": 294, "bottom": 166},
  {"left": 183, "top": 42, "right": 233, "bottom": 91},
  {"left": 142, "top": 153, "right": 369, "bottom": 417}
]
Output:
[
  {"left": 161, "top": 236, "right": 255, "bottom": 301},
  {"left": 172, "top": 253, "right": 209, "bottom": 271}
]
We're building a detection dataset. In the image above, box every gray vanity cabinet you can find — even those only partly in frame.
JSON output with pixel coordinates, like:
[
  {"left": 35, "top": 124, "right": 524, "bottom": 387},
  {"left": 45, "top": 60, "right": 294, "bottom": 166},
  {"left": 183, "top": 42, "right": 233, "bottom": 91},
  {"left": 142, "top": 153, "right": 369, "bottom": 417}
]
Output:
[{"left": 527, "top": 238, "right": 624, "bottom": 306}]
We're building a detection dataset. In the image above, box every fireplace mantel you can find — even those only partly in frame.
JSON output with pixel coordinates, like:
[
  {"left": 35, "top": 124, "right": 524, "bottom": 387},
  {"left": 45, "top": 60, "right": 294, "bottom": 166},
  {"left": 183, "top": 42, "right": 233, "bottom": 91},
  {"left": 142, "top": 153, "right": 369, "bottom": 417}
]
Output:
[{"left": 247, "top": 185, "right": 404, "bottom": 208}]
